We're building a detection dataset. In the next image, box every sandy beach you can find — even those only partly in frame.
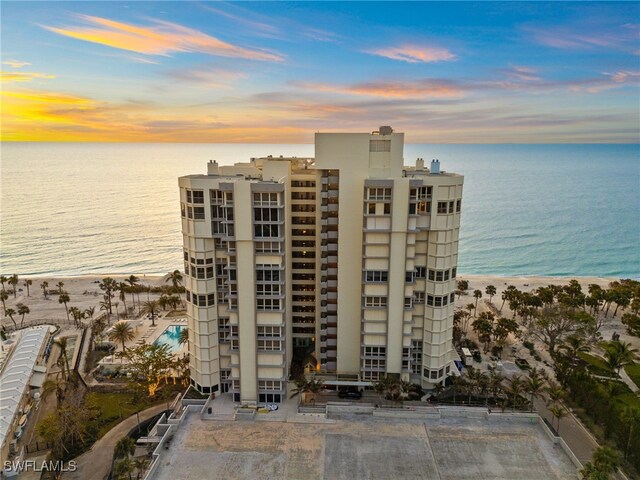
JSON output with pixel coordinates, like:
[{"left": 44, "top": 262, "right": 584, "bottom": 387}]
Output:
[{"left": 1, "top": 273, "right": 631, "bottom": 339}]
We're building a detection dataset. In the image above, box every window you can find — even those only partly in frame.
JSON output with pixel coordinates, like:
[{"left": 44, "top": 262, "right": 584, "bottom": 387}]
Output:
[
  {"left": 210, "top": 190, "right": 224, "bottom": 204},
  {"left": 444, "top": 269, "right": 450, "bottom": 281},
  {"left": 257, "top": 326, "right": 283, "bottom": 338},
  {"left": 367, "top": 187, "right": 391, "bottom": 200},
  {"left": 450, "top": 292, "right": 456, "bottom": 303},
  {"left": 456, "top": 200, "right": 461, "bottom": 212},
  {"left": 451, "top": 267, "right": 457, "bottom": 278},
  {"left": 181, "top": 203, "right": 186, "bottom": 217},
  {"left": 384, "top": 203, "right": 391, "bottom": 215},
  {"left": 192, "top": 190, "right": 204, "bottom": 204},
  {"left": 414, "top": 292, "right": 425, "bottom": 303},
  {"left": 449, "top": 201, "right": 455, "bottom": 214},
  {"left": 405, "top": 271, "right": 414, "bottom": 283},
  {"left": 363, "top": 358, "right": 386, "bottom": 370},
  {"left": 256, "top": 242, "right": 281, "bottom": 253},
  {"left": 364, "top": 296, "right": 387, "bottom": 308},
  {"left": 256, "top": 284, "right": 281, "bottom": 296},
  {"left": 254, "top": 224, "right": 281, "bottom": 238},
  {"left": 254, "top": 207, "right": 280, "bottom": 222},
  {"left": 369, "top": 139, "right": 391, "bottom": 152},
  {"left": 257, "top": 298, "right": 281, "bottom": 310},
  {"left": 253, "top": 192, "right": 279, "bottom": 205},
  {"left": 365, "top": 271, "right": 388, "bottom": 282},
  {"left": 409, "top": 203, "right": 417, "bottom": 215},
  {"left": 218, "top": 318, "right": 230, "bottom": 342},
  {"left": 436, "top": 271, "right": 444, "bottom": 282},
  {"left": 256, "top": 265, "right": 281, "bottom": 282},
  {"left": 367, "top": 203, "right": 376, "bottom": 215},
  {"left": 257, "top": 339, "right": 283, "bottom": 351},
  {"left": 364, "top": 346, "right": 386, "bottom": 357},
  {"left": 428, "top": 270, "right": 435, "bottom": 281},
  {"left": 186, "top": 190, "right": 192, "bottom": 203},
  {"left": 437, "top": 202, "right": 448, "bottom": 214},
  {"left": 193, "top": 207, "right": 205, "bottom": 220},
  {"left": 258, "top": 380, "right": 284, "bottom": 390},
  {"left": 415, "top": 267, "right": 426, "bottom": 279},
  {"left": 404, "top": 297, "right": 413, "bottom": 308},
  {"left": 418, "top": 201, "right": 431, "bottom": 214}
]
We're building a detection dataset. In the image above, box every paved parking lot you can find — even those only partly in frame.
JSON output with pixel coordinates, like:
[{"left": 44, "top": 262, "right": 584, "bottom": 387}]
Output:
[{"left": 154, "top": 414, "right": 578, "bottom": 480}]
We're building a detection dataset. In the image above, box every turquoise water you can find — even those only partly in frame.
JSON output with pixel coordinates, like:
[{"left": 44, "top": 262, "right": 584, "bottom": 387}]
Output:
[
  {"left": 0, "top": 143, "right": 638, "bottom": 277},
  {"left": 153, "top": 325, "right": 184, "bottom": 353}
]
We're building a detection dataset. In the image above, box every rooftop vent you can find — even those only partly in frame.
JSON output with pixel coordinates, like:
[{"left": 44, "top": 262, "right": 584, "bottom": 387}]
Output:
[
  {"left": 431, "top": 159, "right": 440, "bottom": 174},
  {"left": 378, "top": 126, "right": 393, "bottom": 135}
]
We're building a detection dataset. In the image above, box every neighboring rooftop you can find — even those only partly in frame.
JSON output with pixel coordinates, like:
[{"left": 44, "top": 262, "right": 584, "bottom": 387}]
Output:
[{"left": 153, "top": 414, "right": 577, "bottom": 480}]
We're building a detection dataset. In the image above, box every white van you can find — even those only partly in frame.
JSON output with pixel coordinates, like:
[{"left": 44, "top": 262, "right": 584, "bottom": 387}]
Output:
[{"left": 461, "top": 347, "right": 473, "bottom": 365}]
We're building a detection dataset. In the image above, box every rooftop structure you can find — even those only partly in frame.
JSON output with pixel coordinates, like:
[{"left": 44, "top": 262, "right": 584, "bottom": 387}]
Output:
[
  {"left": 0, "top": 326, "right": 52, "bottom": 462},
  {"left": 179, "top": 127, "right": 464, "bottom": 402}
]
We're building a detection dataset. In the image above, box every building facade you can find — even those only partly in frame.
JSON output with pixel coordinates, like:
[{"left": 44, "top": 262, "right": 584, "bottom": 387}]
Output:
[{"left": 179, "top": 127, "right": 464, "bottom": 403}]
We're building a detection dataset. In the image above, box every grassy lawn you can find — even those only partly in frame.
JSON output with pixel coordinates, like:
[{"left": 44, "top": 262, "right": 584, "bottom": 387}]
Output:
[
  {"left": 625, "top": 363, "right": 640, "bottom": 389},
  {"left": 86, "top": 385, "right": 183, "bottom": 439},
  {"left": 577, "top": 352, "right": 614, "bottom": 377}
]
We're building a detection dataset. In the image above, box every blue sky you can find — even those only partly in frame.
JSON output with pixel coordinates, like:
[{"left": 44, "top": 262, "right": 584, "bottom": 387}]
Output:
[{"left": 2, "top": 1, "right": 638, "bottom": 142}]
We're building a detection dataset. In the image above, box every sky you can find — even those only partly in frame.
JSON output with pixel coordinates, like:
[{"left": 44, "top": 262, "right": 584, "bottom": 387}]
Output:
[{"left": 1, "top": 1, "right": 639, "bottom": 143}]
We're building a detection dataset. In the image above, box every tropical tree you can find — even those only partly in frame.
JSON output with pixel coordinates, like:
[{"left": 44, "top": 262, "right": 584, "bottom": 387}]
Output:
[
  {"left": 485, "top": 285, "right": 497, "bottom": 304},
  {"left": 5, "top": 308, "right": 17, "bottom": 329},
  {"left": 16, "top": 303, "right": 30, "bottom": 328},
  {"left": 178, "top": 328, "right": 189, "bottom": 346},
  {"left": 125, "top": 275, "right": 140, "bottom": 312},
  {"left": 525, "top": 368, "right": 546, "bottom": 412},
  {"left": 529, "top": 305, "right": 593, "bottom": 357},
  {"left": 40, "top": 281, "right": 49, "bottom": 298},
  {"left": 91, "top": 316, "right": 108, "bottom": 348},
  {"left": 133, "top": 458, "right": 150, "bottom": 480},
  {"left": 169, "top": 295, "right": 182, "bottom": 310},
  {"left": 69, "top": 306, "right": 85, "bottom": 328},
  {"left": 8, "top": 274, "right": 19, "bottom": 298},
  {"left": 545, "top": 381, "right": 565, "bottom": 407},
  {"left": 40, "top": 374, "right": 69, "bottom": 410},
  {"left": 56, "top": 281, "right": 65, "bottom": 294},
  {"left": 559, "top": 335, "right": 590, "bottom": 363},
  {"left": 100, "top": 299, "right": 111, "bottom": 324},
  {"left": 58, "top": 292, "right": 71, "bottom": 321},
  {"left": 457, "top": 279, "right": 469, "bottom": 293},
  {"left": 166, "top": 270, "right": 184, "bottom": 292},
  {"left": 0, "top": 290, "right": 8, "bottom": 315},
  {"left": 500, "top": 285, "right": 519, "bottom": 312},
  {"left": 473, "top": 289, "right": 482, "bottom": 314},
  {"left": 99, "top": 277, "right": 118, "bottom": 315},
  {"left": 141, "top": 300, "right": 160, "bottom": 326},
  {"left": 0, "top": 275, "right": 7, "bottom": 291},
  {"left": 504, "top": 375, "right": 525, "bottom": 411},
  {"left": 604, "top": 340, "right": 638, "bottom": 375},
  {"left": 117, "top": 282, "right": 129, "bottom": 318},
  {"left": 549, "top": 404, "right": 567, "bottom": 434},
  {"left": 24, "top": 279, "right": 32, "bottom": 297},
  {"left": 54, "top": 336, "right": 72, "bottom": 378},
  {"left": 84, "top": 306, "right": 96, "bottom": 322},
  {"left": 472, "top": 312, "right": 494, "bottom": 352},
  {"left": 621, "top": 312, "right": 640, "bottom": 336},
  {"left": 114, "top": 436, "right": 136, "bottom": 460},
  {"left": 121, "top": 343, "right": 174, "bottom": 397},
  {"left": 620, "top": 406, "right": 640, "bottom": 461},
  {"left": 109, "top": 322, "right": 135, "bottom": 356},
  {"left": 289, "top": 378, "right": 324, "bottom": 404}
]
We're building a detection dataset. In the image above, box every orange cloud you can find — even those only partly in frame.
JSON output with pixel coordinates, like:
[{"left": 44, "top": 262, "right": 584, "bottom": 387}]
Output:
[
  {"left": 1, "top": 72, "right": 56, "bottom": 83},
  {"left": 42, "top": 14, "right": 284, "bottom": 62},
  {"left": 296, "top": 79, "right": 464, "bottom": 99},
  {"left": 366, "top": 45, "right": 455, "bottom": 63}
]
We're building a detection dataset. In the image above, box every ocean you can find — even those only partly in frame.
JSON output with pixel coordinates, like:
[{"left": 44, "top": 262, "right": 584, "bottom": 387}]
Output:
[{"left": 1, "top": 143, "right": 638, "bottom": 278}]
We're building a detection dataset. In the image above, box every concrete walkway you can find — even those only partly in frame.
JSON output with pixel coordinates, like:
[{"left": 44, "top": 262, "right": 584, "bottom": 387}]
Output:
[{"left": 64, "top": 403, "right": 169, "bottom": 480}]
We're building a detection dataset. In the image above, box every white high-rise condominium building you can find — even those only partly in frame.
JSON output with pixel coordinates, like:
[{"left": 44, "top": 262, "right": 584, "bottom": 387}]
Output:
[{"left": 179, "top": 127, "right": 464, "bottom": 403}]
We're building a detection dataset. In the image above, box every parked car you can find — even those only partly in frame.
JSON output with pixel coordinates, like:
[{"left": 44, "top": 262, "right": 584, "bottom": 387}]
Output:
[{"left": 338, "top": 388, "right": 362, "bottom": 399}]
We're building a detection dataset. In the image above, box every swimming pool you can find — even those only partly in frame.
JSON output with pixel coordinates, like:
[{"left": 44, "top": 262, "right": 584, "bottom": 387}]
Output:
[{"left": 153, "top": 325, "right": 185, "bottom": 353}]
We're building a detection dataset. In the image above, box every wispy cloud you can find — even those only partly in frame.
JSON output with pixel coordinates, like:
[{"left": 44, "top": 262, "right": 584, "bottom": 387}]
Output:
[
  {"left": 500, "top": 66, "right": 542, "bottom": 82},
  {"left": 1, "top": 71, "right": 56, "bottom": 83},
  {"left": 3, "top": 60, "right": 32, "bottom": 68},
  {"left": 295, "top": 79, "right": 464, "bottom": 99},
  {"left": 42, "top": 14, "right": 285, "bottom": 61},
  {"left": 166, "top": 68, "right": 246, "bottom": 88},
  {"left": 366, "top": 45, "right": 455, "bottom": 63},
  {"left": 525, "top": 22, "right": 639, "bottom": 52}
]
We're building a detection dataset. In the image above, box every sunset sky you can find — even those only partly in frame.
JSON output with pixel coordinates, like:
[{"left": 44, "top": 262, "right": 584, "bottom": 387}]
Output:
[{"left": 2, "top": 1, "right": 639, "bottom": 143}]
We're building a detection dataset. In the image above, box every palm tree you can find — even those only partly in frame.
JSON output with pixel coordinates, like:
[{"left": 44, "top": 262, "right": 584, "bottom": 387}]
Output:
[
  {"left": 0, "top": 275, "right": 7, "bottom": 291},
  {"left": 114, "top": 301, "right": 120, "bottom": 320},
  {"left": 166, "top": 270, "right": 183, "bottom": 291},
  {"left": 54, "top": 337, "right": 71, "bottom": 378},
  {"left": 58, "top": 292, "right": 70, "bottom": 321},
  {"left": 545, "top": 381, "right": 565, "bottom": 407},
  {"left": 41, "top": 373, "right": 69, "bottom": 410},
  {"left": 525, "top": 368, "right": 545, "bottom": 412},
  {"left": 289, "top": 378, "right": 324, "bottom": 404},
  {"left": 549, "top": 404, "right": 567, "bottom": 435},
  {"left": 158, "top": 294, "right": 169, "bottom": 311},
  {"left": 24, "top": 279, "right": 32, "bottom": 297},
  {"left": 92, "top": 316, "right": 107, "bottom": 348},
  {"left": 485, "top": 285, "right": 497, "bottom": 305},
  {"left": 559, "top": 335, "right": 590, "bottom": 363},
  {"left": 473, "top": 289, "right": 482, "bottom": 314},
  {"left": 69, "top": 306, "right": 85, "bottom": 328},
  {"left": 125, "top": 275, "right": 140, "bottom": 312},
  {"left": 8, "top": 274, "right": 19, "bottom": 298},
  {"left": 114, "top": 436, "right": 136, "bottom": 459},
  {"left": 40, "top": 281, "right": 49, "bottom": 298},
  {"left": 117, "top": 282, "right": 129, "bottom": 318},
  {"left": 114, "top": 456, "right": 135, "bottom": 480},
  {"left": 504, "top": 375, "right": 525, "bottom": 411},
  {"left": 5, "top": 308, "right": 17, "bottom": 329},
  {"left": 84, "top": 306, "right": 96, "bottom": 322},
  {"left": 620, "top": 406, "right": 640, "bottom": 461},
  {"left": 141, "top": 300, "right": 160, "bottom": 326},
  {"left": 100, "top": 299, "right": 111, "bottom": 324},
  {"left": 178, "top": 328, "right": 189, "bottom": 346},
  {"left": 133, "top": 458, "right": 150, "bottom": 480},
  {"left": 56, "top": 281, "right": 65, "bottom": 294},
  {"left": 109, "top": 322, "right": 135, "bottom": 356},
  {"left": 0, "top": 290, "right": 8, "bottom": 315},
  {"left": 604, "top": 340, "right": 638, "bottom": 376},
  {"left": 16, "top": 303, "right": 30, "bottom": 328}
]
